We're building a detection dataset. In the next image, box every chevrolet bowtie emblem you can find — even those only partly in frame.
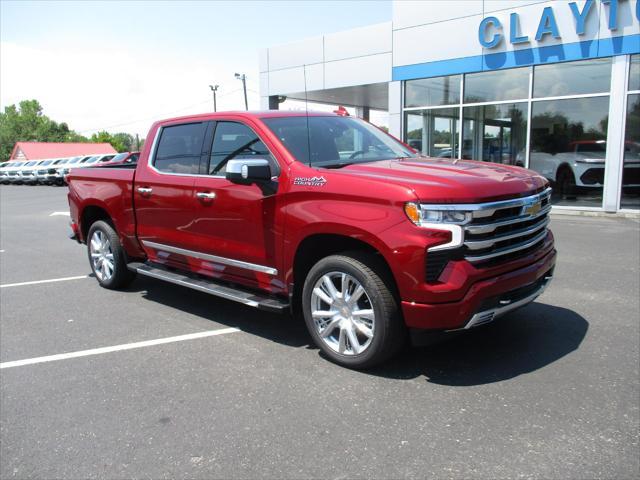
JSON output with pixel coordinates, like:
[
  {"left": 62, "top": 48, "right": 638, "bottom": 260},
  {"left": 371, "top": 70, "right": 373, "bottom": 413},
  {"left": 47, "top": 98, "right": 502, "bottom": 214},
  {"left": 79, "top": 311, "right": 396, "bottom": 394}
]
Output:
[{"left": 524, "top": 201, "right": 542, "bottom": 216}]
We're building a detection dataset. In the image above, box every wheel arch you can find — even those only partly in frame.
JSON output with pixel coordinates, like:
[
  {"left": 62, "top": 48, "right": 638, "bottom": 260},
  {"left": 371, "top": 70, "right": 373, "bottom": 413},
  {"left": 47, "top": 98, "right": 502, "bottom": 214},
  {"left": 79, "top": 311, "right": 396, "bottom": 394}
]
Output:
[
  {"left": 290, "top": 232, "right": 400, "bottom": 309},
  {"left": 80, "top": 204, "right": 114, "bottom": 242}
]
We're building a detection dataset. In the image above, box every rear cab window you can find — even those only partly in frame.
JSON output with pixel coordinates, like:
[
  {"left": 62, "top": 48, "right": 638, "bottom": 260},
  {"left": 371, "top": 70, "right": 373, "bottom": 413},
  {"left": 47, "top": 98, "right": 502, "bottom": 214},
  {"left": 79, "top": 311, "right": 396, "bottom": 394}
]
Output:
[{"left": 153, "top": 122, "right": 207, "bottom": 174}]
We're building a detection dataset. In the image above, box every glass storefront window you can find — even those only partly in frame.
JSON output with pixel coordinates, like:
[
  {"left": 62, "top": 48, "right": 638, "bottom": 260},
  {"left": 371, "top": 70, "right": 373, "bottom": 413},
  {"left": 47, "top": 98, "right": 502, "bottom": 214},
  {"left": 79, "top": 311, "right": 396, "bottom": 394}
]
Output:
[
  {"left": 462, "top": 103, "right": 528, "bottom": 165},
  {"left": 629, "top": 55, "right": 640, "bottom": 91},
  {"left": 405, "top": 107, "right": 459, "bottom": 158},
  {"left": 405, "top": 75, "right": 461, "bottom": 108},
  {"left": 464, "top": 67, "right": 529, "bottom": 103},
  {"left": 533, "top": 58, "right": 612, "bottom": 98},
  {"left": 529, "top": 96, "right": 610, "bottom": 208},
  {"left": 621, "top": 94, "right": 640, "bottom": 209}
]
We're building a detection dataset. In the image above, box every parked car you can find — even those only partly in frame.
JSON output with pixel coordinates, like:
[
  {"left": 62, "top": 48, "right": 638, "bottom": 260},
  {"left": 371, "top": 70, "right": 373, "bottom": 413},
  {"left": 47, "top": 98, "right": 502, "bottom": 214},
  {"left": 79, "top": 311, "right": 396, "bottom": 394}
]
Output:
[
  {"left": 99, "top": 152, "right": 140, "bottom": 166},
  {"left": 94, "top": 154, "right": 117, "bottom": 165},
  {"left": 0, "top": 162, "right": 10, "bottom": 183},
  {"left": 44, "top": 158, "right": 71, "bottom": 186},
  {"left": 529, "top": 140, "right": 640, "bottom": 196},
  {"left": 68, "top": 110, "right": 555, "bottom": 369},
  {"left": 34, "top": 159, "right": 57, "bottom": 184},
  {"left": 5, "top": 162, "right": 26, "bottom": 183},
  {"left": 18, "top": 160, "right": 43, "bottom": 184}
]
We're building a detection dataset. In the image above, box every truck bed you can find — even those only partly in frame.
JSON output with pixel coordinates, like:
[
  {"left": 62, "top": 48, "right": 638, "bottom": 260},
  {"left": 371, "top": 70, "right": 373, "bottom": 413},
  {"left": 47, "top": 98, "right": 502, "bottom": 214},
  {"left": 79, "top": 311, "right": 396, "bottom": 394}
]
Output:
[{"left": 67, "top": 166, "right": 140, "bottom": 254}]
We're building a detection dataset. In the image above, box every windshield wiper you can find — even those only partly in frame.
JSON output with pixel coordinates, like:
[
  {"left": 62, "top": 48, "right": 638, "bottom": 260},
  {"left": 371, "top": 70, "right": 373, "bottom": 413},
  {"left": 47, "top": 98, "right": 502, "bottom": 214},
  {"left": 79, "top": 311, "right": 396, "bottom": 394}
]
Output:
[{"left": 322, "top": 162, "right": 356, "bottom": 169}]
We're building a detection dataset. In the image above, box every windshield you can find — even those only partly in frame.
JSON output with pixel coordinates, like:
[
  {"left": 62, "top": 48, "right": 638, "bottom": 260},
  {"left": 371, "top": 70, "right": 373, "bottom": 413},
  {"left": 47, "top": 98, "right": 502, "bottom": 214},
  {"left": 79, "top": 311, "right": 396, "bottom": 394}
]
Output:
[
  {"left": 67, "top": 157, "right": 81, "bottom": 164},
  {"left": 85, "top": 157, "right": 99, "bottom": 164},
  {"left": 41, "top": 160, "right": 52, "bottom": 166},
  {"left": 262, "top": 116, "right": 416, "bottom": 167},
  {"left": 110, "top": 153, "right": 128, "bottom": 162},
  {"left": 575, "top": 142, "right": 606, "bottom": 155}
]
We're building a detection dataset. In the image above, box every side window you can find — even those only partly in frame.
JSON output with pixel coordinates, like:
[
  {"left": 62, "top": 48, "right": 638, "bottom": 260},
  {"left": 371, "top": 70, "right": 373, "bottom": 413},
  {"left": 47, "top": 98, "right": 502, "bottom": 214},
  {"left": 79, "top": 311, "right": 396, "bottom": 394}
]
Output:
[
  {"left": 154, "top": 122, "right": 206, "bottom": 174},
  {"left": 209, "top": 121, "right": 277, "bottom": 175},
  {"left": 128, "top": 153, "right": 139, "bottom": 163}
]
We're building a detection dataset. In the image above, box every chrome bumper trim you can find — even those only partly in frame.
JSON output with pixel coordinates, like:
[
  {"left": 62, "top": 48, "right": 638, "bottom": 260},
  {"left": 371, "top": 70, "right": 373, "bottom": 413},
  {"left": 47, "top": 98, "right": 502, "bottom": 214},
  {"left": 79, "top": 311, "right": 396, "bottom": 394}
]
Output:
[{"left": 453, "top": 274, "right": 553, "bottom": 331}]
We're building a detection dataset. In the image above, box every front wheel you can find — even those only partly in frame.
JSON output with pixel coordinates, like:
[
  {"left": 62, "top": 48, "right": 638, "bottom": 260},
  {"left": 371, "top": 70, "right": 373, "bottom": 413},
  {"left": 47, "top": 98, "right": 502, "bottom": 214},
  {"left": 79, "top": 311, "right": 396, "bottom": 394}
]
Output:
[
  {"left": 302, "top": 253, "right": 405, "bottom": 369},
  {"left": 87, "top": 220, "right": 136, "bottom": 289}
]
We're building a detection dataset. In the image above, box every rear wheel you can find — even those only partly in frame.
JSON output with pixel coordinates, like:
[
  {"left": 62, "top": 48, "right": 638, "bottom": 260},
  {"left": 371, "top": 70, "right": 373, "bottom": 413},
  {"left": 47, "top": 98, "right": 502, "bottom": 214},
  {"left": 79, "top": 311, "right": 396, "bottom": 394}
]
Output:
[
  {"left": 87, "top": 220, "right": 136, "bottom": 289},
  {"left": 302, "top": 253, "right": 405, "bottom": 369}
]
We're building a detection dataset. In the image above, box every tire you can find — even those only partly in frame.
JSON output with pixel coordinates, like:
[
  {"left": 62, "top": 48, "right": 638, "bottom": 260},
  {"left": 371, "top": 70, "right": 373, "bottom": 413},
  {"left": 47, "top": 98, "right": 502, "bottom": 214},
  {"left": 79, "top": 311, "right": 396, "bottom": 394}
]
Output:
[
  {"left": 557, "top": 168, "right": 576, "bottom": 200},
  {"left": 301, "top": 253, "right": 405, "bottom": 369},
  {"left": 87, "top": 220, "right": 136, "bottom": 289}
]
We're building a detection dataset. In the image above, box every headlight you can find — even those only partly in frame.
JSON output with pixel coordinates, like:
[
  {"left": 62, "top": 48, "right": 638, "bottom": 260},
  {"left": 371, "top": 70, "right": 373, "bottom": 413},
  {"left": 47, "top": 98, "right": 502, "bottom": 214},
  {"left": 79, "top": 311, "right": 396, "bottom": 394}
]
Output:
[
  {"left": 404, "top": 203, "right": 471, "bottom": 226},
  {"left": 575, "top": 158, "right": 605, "bottom": 164},
  {"left": 404, "top": 203, "right": 472, "bottom": 251}
]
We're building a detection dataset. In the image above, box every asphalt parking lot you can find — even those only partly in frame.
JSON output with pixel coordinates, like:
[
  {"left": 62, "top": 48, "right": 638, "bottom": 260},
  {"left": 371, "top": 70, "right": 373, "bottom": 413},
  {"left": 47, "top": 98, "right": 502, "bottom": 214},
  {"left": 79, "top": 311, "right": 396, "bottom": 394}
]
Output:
[{"left": 1, "top": 184, "right": 638, "bottom": 479}]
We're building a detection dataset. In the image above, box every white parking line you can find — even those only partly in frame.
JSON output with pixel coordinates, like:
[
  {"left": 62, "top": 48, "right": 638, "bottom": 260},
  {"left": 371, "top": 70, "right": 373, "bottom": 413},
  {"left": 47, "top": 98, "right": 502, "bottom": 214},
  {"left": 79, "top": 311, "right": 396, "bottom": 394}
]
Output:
[
  {"left": 0, "top": 328, "right": 241, "bottom": 369},
  {"left": 49, "top": 211, "right": 70, "bottom": 217},
  {"left": 0, "top": 275, "right": 90, "bottom": 288}
]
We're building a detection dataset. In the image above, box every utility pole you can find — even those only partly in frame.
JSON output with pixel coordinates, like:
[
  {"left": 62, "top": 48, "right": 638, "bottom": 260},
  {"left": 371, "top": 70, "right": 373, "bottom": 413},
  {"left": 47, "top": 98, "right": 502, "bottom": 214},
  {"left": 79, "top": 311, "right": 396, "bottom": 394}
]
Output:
[
  {"left": 235, "top": 73, "right": 248, "bottom": 110},
  {"left": 209, "top": 84, "right": 219, "bottom": 112},
  {"left": 135, "top": 133, "right": 140, "bottom": 151}
]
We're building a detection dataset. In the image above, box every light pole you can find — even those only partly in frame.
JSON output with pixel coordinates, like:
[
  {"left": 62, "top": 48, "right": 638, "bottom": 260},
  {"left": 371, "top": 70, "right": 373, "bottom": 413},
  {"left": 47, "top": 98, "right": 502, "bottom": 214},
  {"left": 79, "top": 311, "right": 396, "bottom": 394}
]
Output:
[
  {"left": 209, "top": 84, "right": 219, "bottom": 112},
  {"left": 234, "top": 73, "right": 248, "bottom": 110}
]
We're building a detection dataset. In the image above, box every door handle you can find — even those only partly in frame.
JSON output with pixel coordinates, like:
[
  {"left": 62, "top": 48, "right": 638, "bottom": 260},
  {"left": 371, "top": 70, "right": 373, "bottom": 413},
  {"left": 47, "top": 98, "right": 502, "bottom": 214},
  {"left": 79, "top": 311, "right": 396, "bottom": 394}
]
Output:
[
  {"left": 196, "top": 192, "right": 216, "bottom": 200},
  {"left": 137, "top": 187, "right": 153, "bottom": 195}
]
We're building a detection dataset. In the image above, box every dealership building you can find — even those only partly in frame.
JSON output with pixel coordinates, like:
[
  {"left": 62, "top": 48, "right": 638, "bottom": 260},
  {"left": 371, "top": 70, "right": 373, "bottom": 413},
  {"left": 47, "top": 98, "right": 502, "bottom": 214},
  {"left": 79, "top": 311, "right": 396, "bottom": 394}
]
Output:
[{"left": 259, "top": 0, "right": 640, "bottom": 213}]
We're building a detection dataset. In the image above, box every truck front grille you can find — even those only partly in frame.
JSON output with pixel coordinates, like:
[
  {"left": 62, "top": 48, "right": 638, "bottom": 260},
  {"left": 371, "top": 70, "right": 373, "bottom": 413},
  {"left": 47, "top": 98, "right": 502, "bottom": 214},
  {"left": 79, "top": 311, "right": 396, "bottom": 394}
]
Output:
[{"left": 462, "top": 188, "right": 551, "bottom": 267}]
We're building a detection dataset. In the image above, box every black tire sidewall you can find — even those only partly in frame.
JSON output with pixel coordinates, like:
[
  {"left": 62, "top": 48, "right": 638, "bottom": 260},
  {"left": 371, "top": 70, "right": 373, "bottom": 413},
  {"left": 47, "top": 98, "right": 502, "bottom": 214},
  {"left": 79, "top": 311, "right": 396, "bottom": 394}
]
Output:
[{"left": 301, "top": 255, "right": 397, "bottom": 368}]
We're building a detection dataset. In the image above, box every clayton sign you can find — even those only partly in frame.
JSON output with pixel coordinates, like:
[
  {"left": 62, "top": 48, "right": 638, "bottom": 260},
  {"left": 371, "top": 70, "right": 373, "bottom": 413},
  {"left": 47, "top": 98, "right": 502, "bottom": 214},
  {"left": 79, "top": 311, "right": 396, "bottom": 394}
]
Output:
[{"left": 478, "top": 0, "right": 639, "bottom": 48}]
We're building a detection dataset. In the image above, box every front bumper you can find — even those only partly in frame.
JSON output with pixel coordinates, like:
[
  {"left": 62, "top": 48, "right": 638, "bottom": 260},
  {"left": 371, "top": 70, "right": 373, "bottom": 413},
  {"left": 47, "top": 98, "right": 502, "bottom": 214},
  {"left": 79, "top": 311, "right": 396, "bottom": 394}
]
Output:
[{"left": 401, "top": 248, "right": 556, "bottom": 331}]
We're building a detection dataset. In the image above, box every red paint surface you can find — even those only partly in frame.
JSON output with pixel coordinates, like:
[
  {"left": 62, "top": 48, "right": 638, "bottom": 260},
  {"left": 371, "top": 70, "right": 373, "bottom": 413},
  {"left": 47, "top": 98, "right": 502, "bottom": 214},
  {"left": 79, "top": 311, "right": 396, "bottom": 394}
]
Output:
[{"left": 68, "top": 111, "right": 555, "bottom": 330}]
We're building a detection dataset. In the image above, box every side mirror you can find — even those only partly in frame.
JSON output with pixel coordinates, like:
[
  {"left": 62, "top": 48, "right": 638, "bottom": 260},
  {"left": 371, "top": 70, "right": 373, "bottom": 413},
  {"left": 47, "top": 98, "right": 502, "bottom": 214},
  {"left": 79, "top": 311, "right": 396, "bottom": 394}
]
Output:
[{"left": 226, "top": 158, "right": 272, "bottom": 184}]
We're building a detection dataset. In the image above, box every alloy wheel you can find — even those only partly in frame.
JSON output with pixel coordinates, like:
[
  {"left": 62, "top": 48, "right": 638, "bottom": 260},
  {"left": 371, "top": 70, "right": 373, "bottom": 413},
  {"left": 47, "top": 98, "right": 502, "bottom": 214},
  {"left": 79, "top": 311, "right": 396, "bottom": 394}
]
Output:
[
  {"left": 310, "top": 271, "right": 375, "bottom": 355},
  {"left": 90, "top": 230, "right": 114, "bottom": 282}
]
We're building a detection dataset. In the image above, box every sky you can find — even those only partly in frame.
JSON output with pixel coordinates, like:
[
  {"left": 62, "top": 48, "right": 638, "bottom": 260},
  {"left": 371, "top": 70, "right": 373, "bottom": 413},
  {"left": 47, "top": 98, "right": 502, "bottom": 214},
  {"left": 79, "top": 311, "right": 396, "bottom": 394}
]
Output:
[{"left": 0, "top": 0, "right": 391, "bottom": 138}]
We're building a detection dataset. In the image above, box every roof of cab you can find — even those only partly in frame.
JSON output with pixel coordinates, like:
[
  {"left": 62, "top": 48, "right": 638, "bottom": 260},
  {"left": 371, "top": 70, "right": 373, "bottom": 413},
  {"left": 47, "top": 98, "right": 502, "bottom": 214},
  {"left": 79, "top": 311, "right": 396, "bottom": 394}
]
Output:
[{"left": 155, "top": 109, "right": 338, "bottom": 127}]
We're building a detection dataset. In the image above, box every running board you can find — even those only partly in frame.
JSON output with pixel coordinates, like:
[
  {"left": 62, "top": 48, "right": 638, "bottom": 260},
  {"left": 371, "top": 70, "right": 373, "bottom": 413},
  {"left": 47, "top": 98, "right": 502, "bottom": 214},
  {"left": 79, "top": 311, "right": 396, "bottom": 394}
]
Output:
[{"left": 127, "top": 262, "right": 289, "bottom": 313}]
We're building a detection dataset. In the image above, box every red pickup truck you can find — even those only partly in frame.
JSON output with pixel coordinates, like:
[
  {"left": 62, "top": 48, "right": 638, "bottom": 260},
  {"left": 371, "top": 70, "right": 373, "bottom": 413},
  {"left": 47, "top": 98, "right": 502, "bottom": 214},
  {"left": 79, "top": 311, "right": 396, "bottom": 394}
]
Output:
[{"left": 67, "top": 110, "right": 555, "bottom": 368}]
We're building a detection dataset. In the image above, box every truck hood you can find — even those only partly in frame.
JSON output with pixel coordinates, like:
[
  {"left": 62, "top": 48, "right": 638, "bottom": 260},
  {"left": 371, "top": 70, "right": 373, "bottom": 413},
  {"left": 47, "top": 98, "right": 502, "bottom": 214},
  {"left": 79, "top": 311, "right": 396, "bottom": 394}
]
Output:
[{"left": 333, "top": 157, "right": 548, "bottom": 203}]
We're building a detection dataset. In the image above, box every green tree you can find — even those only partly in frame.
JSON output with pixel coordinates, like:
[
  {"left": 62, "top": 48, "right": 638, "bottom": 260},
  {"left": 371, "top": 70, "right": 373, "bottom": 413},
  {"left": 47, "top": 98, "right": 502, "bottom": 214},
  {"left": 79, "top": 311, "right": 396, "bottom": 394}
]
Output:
[
  {"left": 0, "top": 99, "right": 89, "bottom": 160},
  {"left": 89, "top": 131, "right": 137, "bottom": 152}
]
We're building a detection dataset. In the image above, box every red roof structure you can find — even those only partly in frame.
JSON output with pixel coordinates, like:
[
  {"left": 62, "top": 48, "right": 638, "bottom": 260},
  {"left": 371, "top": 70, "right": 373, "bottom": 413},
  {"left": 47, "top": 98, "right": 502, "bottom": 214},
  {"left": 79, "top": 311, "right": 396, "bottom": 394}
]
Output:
[{"left": 9, "top": 142, "right": 116, "bottom": 161}]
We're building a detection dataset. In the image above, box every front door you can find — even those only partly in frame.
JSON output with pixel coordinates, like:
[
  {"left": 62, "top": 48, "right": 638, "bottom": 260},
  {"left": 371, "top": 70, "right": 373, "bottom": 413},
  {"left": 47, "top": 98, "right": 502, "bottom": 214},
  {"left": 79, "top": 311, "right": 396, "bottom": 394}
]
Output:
[{"left": 190, "top": 120, "right": 283, "bottom": 292}]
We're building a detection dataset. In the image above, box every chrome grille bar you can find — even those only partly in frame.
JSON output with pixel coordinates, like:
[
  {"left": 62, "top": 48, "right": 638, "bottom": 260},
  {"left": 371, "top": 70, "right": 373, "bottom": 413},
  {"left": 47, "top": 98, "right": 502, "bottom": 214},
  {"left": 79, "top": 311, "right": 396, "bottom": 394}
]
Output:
[
  {"left": 465, "top": 229, "right": 549, "bottom": 263},
  {"left": 464, "top": 216, "right": 550, "bottom": 250},
  {"left": 465, "top": 204, "right": 551, "bottom": 234},
  {"left": 460, "top": 187, "right": 552, "bottom": 265}
]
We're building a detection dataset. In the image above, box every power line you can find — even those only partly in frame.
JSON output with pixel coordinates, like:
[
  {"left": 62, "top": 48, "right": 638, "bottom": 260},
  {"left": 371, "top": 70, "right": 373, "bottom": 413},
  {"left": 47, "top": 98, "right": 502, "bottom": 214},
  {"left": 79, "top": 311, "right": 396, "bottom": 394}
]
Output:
[{"left": 78, "top": 87, "right": 248, "bottom": 134}]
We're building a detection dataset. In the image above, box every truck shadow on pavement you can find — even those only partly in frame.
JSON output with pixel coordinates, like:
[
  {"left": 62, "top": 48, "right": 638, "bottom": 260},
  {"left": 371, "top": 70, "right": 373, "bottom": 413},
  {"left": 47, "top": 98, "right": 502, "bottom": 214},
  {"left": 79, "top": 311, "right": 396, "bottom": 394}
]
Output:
[
  {"left": 131, "top": 277, "right": 310, "bottom": 348},
  {"left": 130, "top": 278, "right": 588, "bottom": 386},
  {"left": 369, "top": 303, "right": 589, "bottom": 386}
]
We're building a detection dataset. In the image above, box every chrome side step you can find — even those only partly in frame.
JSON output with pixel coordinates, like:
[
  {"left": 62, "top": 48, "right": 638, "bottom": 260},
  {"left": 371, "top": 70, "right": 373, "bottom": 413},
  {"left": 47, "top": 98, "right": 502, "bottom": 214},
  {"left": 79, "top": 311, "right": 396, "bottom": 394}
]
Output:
[{"left": 127, "top": 262, "right": 289, "bottom": 313}]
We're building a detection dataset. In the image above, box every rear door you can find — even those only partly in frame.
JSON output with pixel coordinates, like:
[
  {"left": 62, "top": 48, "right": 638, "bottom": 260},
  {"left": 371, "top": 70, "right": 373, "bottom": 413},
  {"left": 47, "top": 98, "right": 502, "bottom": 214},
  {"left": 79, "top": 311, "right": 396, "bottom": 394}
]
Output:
[{"left": 134, "top": 120, "right": 211, "bottom": 269}]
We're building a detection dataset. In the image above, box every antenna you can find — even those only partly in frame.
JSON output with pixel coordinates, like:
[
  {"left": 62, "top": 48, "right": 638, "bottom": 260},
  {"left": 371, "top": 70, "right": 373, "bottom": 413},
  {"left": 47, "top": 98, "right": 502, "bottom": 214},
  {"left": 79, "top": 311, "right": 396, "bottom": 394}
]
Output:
[{"left": 303, "top": 64, "right": 311, "bottom": 166}]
